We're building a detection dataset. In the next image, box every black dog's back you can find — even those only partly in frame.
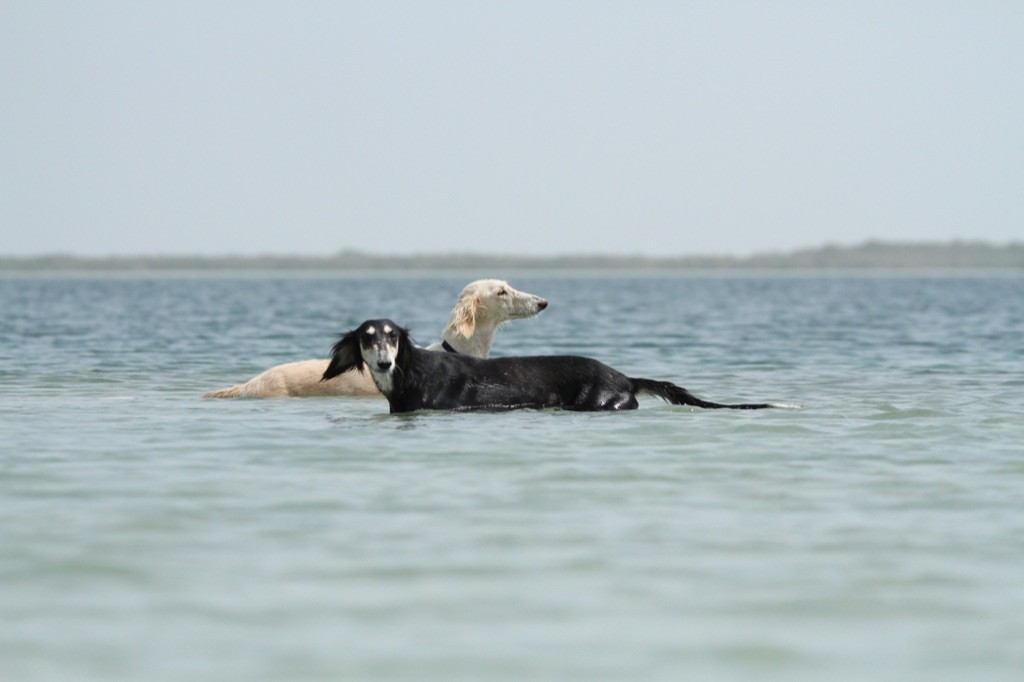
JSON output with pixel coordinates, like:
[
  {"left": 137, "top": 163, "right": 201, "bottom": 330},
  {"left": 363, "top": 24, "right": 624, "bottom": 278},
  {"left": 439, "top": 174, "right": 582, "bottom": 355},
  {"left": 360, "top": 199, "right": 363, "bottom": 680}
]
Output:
[
  {"left": 395, "top": 350, "right": 772, "bottom": 412},
  {"left": 399, "top": 351, "right": 641, "bottom": 412}
]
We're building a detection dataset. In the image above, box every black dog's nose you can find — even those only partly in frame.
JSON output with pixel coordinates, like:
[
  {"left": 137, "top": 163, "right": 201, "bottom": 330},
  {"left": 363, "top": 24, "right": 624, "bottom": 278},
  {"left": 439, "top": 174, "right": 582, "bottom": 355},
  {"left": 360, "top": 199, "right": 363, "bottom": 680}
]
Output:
[
  {"left": 377, "top": 361, "right": 392, "bottom": 371},
  {"left": 537, "top": 299, "right": 549, "bottom": 310}
]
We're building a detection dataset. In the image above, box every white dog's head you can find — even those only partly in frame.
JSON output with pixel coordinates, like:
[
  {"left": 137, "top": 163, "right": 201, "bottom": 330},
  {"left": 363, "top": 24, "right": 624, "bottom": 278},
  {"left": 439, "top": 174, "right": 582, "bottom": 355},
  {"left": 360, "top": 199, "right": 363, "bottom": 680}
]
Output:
[{"left": 446, "top": 279, "right": 548, "bottom": 341}]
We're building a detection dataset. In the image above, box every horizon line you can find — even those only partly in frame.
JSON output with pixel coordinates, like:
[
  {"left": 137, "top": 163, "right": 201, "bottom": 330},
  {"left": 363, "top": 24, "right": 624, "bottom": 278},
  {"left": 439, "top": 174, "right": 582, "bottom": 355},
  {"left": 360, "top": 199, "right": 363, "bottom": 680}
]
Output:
[{"left": 2, "top": 238, "right": 1023, "bottom": 262}]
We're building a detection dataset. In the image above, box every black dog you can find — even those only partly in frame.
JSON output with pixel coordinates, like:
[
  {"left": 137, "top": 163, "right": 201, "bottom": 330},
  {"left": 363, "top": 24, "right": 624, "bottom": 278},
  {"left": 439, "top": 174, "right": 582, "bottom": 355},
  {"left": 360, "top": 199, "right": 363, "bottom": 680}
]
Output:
[{"left": 322, "top": 319, "right": 775, "bottom": 413}]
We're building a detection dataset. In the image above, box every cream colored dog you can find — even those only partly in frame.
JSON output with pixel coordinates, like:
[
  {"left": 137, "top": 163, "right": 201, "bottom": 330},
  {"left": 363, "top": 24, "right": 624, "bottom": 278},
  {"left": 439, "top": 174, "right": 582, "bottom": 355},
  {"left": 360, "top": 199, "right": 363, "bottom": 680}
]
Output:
[{"left": 202, "top": 279, "right": 548, "bottom": 398}]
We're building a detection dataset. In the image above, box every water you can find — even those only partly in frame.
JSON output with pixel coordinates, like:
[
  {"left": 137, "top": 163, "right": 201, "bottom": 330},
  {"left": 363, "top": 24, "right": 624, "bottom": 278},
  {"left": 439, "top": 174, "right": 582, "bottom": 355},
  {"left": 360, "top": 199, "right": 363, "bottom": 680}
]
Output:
[{"left": 1, "top": 272, "right": 1023, "bottom": 680}]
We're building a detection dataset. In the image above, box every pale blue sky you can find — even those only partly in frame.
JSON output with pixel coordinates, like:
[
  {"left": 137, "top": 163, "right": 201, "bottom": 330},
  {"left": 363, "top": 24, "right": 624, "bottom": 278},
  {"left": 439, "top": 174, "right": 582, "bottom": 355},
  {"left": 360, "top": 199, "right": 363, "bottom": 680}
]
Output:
[{"left": 2, "top": 1, "right": 1021, "bottom": 257}]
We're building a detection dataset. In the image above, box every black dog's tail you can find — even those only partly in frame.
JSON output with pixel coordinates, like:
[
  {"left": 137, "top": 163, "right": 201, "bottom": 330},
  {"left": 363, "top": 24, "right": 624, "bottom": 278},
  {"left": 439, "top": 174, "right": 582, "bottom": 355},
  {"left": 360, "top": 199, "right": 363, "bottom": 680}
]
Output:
[{"left": 632, "top": 378, "right": 775, "bottom": 410}]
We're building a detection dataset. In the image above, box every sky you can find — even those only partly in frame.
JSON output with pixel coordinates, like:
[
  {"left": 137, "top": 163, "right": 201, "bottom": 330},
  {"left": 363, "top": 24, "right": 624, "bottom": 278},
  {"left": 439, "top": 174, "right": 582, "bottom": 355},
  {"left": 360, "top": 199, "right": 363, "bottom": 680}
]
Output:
[{"left": 1, "top": 1, "right": 1021, "bottom": 258}]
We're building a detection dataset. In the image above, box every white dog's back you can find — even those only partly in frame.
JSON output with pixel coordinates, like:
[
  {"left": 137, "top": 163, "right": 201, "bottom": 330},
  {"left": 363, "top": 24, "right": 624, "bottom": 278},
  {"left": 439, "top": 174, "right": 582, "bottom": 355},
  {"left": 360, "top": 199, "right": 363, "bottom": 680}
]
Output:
[{"left": 202, "top": 359, "right": 379, "bottom": 398}]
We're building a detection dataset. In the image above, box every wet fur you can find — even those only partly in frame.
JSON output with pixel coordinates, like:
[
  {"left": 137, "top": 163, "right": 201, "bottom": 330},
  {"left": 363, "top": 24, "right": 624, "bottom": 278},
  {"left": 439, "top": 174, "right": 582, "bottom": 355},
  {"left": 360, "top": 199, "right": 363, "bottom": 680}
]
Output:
[{"left": 324, "top": 319, "right": 775, "bottom": 413}]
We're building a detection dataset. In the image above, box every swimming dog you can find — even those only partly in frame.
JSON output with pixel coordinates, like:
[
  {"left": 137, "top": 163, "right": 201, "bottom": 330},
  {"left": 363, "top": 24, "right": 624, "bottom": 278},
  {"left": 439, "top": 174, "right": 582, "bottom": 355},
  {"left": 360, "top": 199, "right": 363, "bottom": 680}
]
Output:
[{"left": 323, "top": 319, "right": 776, "bottom": 413}]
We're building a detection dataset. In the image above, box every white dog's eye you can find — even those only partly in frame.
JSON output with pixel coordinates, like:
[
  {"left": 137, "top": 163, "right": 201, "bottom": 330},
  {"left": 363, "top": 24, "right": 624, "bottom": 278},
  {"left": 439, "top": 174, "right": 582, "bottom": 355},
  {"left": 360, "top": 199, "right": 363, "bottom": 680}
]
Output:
[{"left": 497, "top": 289, "right": 507, "bottom": 296}]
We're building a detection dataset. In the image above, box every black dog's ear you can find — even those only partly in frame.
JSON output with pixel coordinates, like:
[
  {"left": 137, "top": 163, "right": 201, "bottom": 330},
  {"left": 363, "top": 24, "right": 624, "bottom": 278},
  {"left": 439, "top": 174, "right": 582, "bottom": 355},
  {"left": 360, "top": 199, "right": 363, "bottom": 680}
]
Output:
[
  {"left": 322, "top": 329, "right": 364, "bottom": 381},
  {"left": 395, "top": 325, "right": 413, "bottom": 366}
]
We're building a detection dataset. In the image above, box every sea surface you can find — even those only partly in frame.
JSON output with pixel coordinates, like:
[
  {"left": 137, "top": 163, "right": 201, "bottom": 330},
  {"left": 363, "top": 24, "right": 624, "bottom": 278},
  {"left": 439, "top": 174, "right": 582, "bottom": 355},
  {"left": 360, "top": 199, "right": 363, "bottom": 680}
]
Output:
[{"left": 1, "top": 272, "right": 1023, "bottom": 681}]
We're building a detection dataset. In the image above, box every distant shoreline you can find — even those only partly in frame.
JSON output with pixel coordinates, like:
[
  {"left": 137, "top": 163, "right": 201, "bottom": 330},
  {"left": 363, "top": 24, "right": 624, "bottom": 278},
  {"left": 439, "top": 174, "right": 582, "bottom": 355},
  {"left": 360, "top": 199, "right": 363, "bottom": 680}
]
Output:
[{"left": 2, "top": 240, "right": 1023, "bottom": 272}]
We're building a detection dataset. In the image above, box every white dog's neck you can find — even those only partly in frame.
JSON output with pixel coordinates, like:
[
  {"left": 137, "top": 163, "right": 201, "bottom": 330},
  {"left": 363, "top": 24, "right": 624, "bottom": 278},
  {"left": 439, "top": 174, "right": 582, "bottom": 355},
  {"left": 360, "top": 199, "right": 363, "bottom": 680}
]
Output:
[{"left": 440, "top": 322, "right": 496, "bottom": 358}]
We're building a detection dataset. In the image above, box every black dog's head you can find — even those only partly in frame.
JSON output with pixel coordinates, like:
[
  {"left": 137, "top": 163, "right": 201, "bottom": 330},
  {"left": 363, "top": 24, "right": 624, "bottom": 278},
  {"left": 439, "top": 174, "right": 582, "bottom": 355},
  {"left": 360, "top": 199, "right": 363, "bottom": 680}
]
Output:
[{"left": 322, "top": 319, "right": 411, "bottom": 384}]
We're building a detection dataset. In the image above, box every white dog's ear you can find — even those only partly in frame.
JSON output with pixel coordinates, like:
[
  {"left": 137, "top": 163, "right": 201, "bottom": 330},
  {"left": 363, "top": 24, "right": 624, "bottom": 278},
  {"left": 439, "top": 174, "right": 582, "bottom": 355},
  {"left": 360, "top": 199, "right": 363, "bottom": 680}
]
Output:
[{"left": 448, "top": 294, "right": 480, "bottom": 339}]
